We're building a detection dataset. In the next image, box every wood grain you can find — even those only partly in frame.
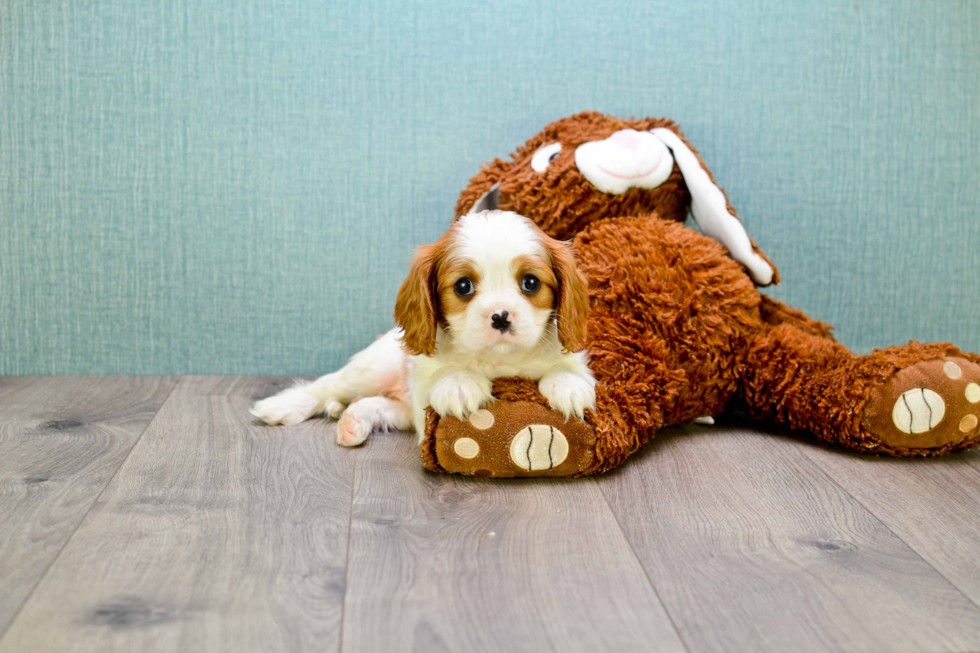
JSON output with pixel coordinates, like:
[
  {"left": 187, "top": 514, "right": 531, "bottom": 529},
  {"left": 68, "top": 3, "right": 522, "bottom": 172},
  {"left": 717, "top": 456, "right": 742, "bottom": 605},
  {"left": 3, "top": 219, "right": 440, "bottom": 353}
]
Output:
[
  {"left": 0, "top": 376, "right": 354, "bottom": 653},
  {"left": 598, "top": 423, "right": 980, "bottom": 653},
  {"left": 340, "top": 432, "right": 685, "bottom": 653},
  {"left": 798, "top": 436, "right": 980, "bottom": 607},
  {"left": 0, "top": 376, "right": 176, "bottom": 637},
  {"left": 4, "top": 376, "right": 980, "bottom": 652}
]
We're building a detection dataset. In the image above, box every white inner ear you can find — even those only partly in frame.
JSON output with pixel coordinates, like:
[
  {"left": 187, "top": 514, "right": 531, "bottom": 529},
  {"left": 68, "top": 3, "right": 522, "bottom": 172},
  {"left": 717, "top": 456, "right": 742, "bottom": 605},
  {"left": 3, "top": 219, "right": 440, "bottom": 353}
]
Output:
[
  {"left": 467, "top": 182, "right": 500, "bottom": 215},
  {"left": 651, "top": 128, "right": 773, "bottom": 285}
]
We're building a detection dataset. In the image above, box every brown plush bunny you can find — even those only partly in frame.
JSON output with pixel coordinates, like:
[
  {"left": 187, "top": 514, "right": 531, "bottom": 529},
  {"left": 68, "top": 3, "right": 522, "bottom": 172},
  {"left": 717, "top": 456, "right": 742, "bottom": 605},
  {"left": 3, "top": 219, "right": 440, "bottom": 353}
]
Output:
[{"left": 420, "top": 111, "right": 980, "bottom": 477}]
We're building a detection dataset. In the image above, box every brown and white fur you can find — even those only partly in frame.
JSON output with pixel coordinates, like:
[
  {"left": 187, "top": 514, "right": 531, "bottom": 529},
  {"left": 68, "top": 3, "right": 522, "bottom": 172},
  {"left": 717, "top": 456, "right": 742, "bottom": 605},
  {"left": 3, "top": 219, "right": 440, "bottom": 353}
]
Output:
[{"left": 250, "top": 210, "right": 595, "bottom": 446}]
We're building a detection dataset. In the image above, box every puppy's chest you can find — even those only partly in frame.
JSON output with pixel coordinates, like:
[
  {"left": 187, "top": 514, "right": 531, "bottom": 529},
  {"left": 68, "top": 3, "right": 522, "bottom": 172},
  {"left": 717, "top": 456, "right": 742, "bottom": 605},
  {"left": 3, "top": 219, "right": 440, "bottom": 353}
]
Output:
[
  {"left": 416, "top": 352, "right": 555, "bottom": 382},
  {"left": 471, "top": 359, "right": 551, "bottom": 379}
]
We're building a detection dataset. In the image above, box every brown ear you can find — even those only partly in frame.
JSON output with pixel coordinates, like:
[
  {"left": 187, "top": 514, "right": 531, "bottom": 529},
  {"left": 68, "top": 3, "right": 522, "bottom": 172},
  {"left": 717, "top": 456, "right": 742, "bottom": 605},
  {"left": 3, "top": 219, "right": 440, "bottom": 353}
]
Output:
[
  {"left": 545, "top": 237, "right": 589, "bottom": 352},
  {"left": 394, "top": 244, "right": 440, "bottom": 356}
]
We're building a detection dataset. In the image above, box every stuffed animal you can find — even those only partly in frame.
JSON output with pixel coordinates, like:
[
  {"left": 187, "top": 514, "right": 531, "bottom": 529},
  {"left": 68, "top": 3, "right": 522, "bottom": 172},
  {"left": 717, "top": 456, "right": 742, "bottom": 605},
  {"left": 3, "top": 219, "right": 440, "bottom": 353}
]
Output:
[{"left": 419, "top": 111, "right": 980, "bottom": 477}]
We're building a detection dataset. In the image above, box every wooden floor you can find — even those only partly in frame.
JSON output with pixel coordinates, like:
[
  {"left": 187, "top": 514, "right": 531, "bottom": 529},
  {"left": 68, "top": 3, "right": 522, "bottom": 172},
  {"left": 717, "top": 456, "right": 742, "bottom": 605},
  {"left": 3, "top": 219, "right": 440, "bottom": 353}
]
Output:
[{"left": 1, "top": 377, "right": 980, "bottom": 652}]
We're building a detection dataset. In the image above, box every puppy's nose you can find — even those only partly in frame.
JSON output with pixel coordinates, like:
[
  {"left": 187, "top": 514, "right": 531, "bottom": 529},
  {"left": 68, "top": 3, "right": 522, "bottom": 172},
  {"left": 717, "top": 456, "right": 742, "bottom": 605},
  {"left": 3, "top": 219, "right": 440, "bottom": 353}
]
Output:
[{"left": 490, "top": 310, "right": 511, "bottom": 331}]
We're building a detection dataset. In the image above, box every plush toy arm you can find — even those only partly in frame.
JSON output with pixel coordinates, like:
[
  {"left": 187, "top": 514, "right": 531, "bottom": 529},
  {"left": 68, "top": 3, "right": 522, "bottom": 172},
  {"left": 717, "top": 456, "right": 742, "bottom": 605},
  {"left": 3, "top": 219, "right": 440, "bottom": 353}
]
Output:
[
  {"left": 421, "top": 377, "right": 604, "bottom": 478},
  {"left": 651, "top": 127, "right": 775, "bottom": 286}
]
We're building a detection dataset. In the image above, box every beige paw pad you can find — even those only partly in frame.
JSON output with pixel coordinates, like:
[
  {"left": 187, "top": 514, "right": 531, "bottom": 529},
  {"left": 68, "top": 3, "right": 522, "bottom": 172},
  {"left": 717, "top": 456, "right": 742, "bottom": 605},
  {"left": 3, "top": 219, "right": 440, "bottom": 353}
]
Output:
[
  {"left": 966, "top": 383, "right": 980, "bottom": 404},
  {"left": 891, "top": 388, "right": 945, "bottom": 434},
  {"left": 468, "top": 409, "right": 495, "bottom": 430},
  {"left": 510, "top": 425, "right": 569, "bottom": 471},
  {"left": 944, "top": 361, "right": 963, "bottom": 379},
  {"left": 453, "top": 437, "right": 480, "bottom": 459},
  {"left": 959, "top": 414, "right": 978, "bottom": 433}
]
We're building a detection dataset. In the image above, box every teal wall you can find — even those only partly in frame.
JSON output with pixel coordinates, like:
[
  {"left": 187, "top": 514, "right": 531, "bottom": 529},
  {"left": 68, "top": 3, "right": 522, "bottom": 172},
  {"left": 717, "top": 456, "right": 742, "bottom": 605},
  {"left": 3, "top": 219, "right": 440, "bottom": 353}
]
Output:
[{"left": 2, "top": 0, "right": 978, "bottom": 375}]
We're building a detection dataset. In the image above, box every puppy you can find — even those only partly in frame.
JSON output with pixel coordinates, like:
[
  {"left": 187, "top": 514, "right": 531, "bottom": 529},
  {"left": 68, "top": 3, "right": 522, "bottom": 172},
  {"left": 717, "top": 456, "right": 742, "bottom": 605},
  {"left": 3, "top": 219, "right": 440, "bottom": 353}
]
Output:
[{"left": 250, "top": 210, "right": 596, "bottom": 446}]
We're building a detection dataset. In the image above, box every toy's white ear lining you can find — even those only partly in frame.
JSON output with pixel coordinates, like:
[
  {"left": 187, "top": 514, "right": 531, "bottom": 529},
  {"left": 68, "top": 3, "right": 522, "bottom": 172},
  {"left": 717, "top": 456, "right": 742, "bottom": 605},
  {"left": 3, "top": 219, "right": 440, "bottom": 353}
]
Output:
[
  {"left": 650, "top": 128, "right": 773, "bottom": 286},
  {"left": 467, "top": 182, "right": 500, "bottom": 215}
]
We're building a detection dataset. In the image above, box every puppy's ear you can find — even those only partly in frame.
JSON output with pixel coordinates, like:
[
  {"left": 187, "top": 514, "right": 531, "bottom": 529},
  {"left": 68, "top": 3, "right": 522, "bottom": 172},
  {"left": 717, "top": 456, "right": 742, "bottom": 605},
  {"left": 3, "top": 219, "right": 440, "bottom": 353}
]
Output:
[
  {"left": 394, "top": 244, "right": 440, "bottom": 356},
  {"left": 545, "top": 237, "right": 589, "bottom": 352}
]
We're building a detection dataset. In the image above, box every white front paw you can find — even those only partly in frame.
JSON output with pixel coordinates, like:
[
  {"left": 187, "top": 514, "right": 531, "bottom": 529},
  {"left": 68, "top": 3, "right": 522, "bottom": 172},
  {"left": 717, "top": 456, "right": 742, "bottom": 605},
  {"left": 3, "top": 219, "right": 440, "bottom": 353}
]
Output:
[
  {"left": 429, "top": 372, "right": 493, "bottom": 420},
  {"left": 539, "top": 372, "right": 596, "bottom": 420},
  {"left": 250, "top": 388, "right": 319, "bottom": 425}
]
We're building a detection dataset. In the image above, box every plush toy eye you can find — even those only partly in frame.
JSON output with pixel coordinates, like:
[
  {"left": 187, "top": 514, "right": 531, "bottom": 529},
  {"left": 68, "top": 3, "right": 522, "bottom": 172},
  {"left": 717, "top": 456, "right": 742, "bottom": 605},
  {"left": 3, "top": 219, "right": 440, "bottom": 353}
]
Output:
[
  {"left": 530, "top": 143, "right": 562, "bottom": 172},
  {"left": 454, "top": 278, "right": 474, "bottom": 297},
  {"left": 521, "top": 274, "right": 540, "bottom": 293}
]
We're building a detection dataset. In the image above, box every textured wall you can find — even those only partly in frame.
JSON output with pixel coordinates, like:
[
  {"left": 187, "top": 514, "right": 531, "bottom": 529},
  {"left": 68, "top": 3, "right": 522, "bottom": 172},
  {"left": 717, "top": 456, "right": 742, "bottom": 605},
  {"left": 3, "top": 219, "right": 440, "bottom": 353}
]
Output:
[{"left": 1, "top": 0, "right": 978, "bottom": 375}]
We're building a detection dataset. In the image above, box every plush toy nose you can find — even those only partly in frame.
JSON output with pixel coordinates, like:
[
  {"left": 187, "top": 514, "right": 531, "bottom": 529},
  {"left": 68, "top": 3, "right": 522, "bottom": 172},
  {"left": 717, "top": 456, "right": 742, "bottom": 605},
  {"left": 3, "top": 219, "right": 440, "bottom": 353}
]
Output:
[
  {"left": 574, "top": 128, "right": 673, "bottom": 195},
  {"left": 490, "top": 310, "right": 511, "bottom": 331},
  {"left": 609, "top": 129, "right": 642, "bottom": 151}
]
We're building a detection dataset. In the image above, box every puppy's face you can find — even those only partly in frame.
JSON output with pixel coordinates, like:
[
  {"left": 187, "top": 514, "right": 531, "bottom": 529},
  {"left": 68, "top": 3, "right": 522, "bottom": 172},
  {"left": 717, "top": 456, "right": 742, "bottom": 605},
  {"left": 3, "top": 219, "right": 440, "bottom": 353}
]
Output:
[
  {"left": 438, "top": 217, "right": 557, "bottom": 355},
  {"left": 395, "top": 211, "right": 588, "bottom": 357}
]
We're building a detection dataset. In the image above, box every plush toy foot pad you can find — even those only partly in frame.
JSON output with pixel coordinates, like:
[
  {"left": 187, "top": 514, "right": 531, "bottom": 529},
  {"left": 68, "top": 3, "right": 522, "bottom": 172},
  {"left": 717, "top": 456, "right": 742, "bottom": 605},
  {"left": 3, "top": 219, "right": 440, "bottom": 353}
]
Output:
[
  {"left": 863, "top": 357, "right": 980, "bottom": 452},
  {"left": 432, "top": 401, "right": 595, "bottom": 478}
]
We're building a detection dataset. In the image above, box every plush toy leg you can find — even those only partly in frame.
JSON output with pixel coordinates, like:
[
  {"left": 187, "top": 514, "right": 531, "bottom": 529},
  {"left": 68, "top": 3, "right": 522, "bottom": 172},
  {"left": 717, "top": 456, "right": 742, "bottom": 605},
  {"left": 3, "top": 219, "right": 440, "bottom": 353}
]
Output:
[
  {"left": 758, "top": 295, "right": 835, "bottom": 340},
  {"left": 420, "top": 378, "right": 660, "bottom": 477},
  {"left": 742, "top": 323, "right": 980, "bottom": 455}
]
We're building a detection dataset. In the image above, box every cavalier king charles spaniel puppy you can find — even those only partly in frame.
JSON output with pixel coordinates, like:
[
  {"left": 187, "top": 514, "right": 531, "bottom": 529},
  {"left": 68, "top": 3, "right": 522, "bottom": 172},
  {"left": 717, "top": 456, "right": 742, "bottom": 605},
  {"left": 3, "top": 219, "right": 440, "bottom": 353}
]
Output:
[{"left": 250, "top": 210, "right": 596, "bottom": 446}]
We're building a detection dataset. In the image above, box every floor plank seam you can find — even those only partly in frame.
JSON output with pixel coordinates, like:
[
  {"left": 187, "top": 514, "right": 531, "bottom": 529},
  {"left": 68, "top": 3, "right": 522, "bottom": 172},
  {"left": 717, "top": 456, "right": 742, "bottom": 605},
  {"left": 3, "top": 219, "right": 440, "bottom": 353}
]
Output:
[
  {"left": 336, "top": 448, "right": 358, "bottom": 653},
  {"left": 593, "top": 478, "right": 693, "bottom": 653},
  {"left": 797, "top": 445, "right": 980, "bottom": 616},
  {"left": 0, "top": 377, "right": 180, "bottom": 647}
]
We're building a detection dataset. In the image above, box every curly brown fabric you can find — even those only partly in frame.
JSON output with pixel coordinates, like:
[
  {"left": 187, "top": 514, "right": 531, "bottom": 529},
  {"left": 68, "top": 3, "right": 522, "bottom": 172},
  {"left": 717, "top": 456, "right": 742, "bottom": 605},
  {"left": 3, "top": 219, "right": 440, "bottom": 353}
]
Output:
[{"left": 423, "top": 112, "right": 978, "bottom": 476}]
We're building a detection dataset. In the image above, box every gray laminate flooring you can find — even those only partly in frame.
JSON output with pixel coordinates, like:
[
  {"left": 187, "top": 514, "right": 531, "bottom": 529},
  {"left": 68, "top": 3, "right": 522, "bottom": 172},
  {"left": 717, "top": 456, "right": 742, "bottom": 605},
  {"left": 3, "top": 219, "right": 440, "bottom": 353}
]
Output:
[{"left": 1, "top": 376, "right": 979, "bottom": 652}]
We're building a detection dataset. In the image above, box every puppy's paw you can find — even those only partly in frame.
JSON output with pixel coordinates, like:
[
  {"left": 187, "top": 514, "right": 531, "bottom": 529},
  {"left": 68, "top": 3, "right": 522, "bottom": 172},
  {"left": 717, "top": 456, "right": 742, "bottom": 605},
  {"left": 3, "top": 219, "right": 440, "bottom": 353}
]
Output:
[
  {"left": 539, "top": 372, "right": 596, "bottom": 420},
  {"left": 336, "top": 410, "right": 371, "bottom": 447},
  {"left": 429, "top": 371, "right": 493, "bottom": 420},
  {"left": 324, "top": 400, "right": 346, "bottom": 420},
  {"left": 250, "top": 388, "right": 319, "bottom": 425}
]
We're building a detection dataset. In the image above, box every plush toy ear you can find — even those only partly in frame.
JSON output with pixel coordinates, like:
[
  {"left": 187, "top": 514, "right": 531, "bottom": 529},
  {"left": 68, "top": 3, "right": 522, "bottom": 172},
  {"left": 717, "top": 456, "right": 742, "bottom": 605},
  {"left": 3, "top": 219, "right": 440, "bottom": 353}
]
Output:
[
  {"left": 466, "top": 182, "right": 501, "bottom": 214},
  {"left": 650, "top": 127, "right": 774, "bottom": 286},
  {"left": 394, "top": 244, "right": 440, "bottom": 356},
  {"left": 545, "top": 237, "right": 589, "bottom": 352}
]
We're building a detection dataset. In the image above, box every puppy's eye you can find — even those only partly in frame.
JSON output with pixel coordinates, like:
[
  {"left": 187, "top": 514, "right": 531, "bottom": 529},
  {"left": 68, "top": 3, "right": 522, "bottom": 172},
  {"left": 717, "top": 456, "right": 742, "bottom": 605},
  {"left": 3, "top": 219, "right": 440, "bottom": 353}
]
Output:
[
  {"left": 530, "top": 143, "right": 562, "bottom": 173},
  {"left": 521, "top": 274, "right": 540, "bottom": 293},
  {"left": 454, "top": 278, "right": 474, "bottom": 297}
]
